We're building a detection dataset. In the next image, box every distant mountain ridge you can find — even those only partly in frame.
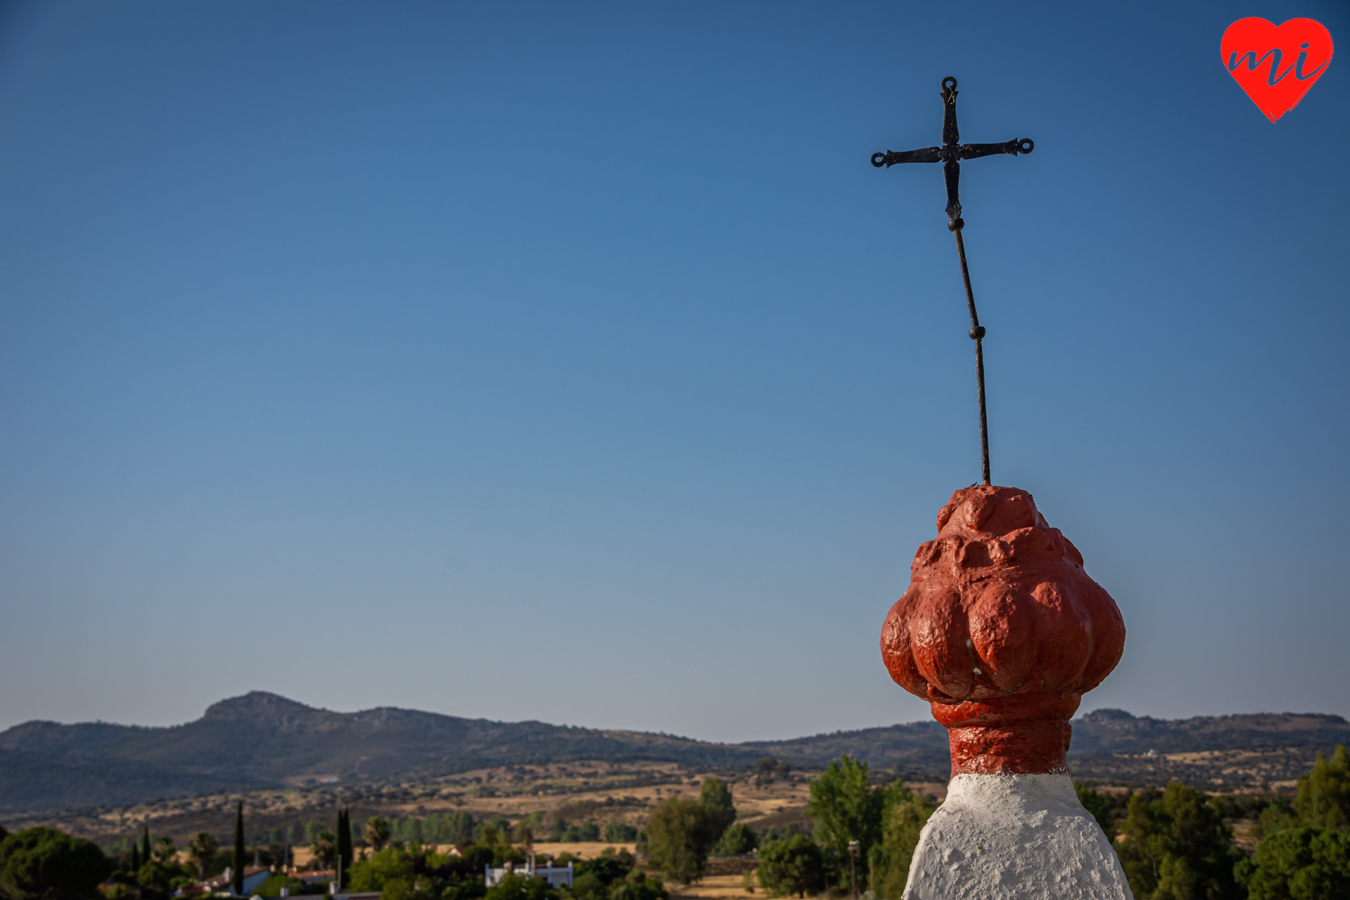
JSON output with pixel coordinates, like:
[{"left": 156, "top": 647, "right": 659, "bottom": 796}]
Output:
[
  {"left": 2, "top": 692, "right": 1347, "bottom": 814},
  {"left": 1071, "top": 707, "right": 1350, "bottom": 754}
]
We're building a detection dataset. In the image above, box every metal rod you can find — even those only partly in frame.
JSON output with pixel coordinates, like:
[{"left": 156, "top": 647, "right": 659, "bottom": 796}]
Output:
[
  {"left": 974, "top": 336, "right": 990, "bottom": 486},
  {"left": 952, "top": 226, "right": 991, "bottom": 485}
]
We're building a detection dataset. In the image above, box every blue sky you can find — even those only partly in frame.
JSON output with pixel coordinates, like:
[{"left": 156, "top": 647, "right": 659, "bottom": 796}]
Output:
[{"left": 0, "top": 1, "right": 1346, "bottom": 742}]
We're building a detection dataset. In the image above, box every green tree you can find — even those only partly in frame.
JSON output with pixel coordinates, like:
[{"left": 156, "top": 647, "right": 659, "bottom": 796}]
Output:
[
  {"left": 807, "top": 756, "right": 890, "bottom": 867},
  {"left": 140, "top": 828, "right": 151, "bottom": 871},
  {"left": 233, "top": 801, "right": 245, "bottom": 895},
  {"left": 1116, "top": 782, "right": 1244, "bottom": 900},
  {"left": 349, "top": 847, "right": 415, "bottom": 892},
  {"left": 604, "top": 822, "right": 639, "bottom": 844},
  {"left": 643, "top": 798, "right": 714, "bottom": 884},
  {"left": 1240, "top": 825, "right": 1350, "bottom": 900},
  {"left": 0, "top": 827, "right": 111, "bottom": 900},
  {"left": 478, "top": 823, "right": 519, "bottom": 865},
  {"left": 136, "top": 857, "right": 192, "bottom": 900},
  {"left": 255, "top": 873, "right": 306, "bottom": 898},
  {"left": 608, "top": 872, "right": 668, "bottom": 900},
  {"left": 712, "top": 823, "right": 757, "bottom": 856},
  {"left": 1254, "top": 797, "right": 1299, "bottom": 842},
  {"left": 1075, "top": 784, "right": 1116, "bottom": 838},
  {"left": 348, "top": 844, "right": 485, "bottom": 900},
  {"left": 312, "top": 830, "right": 338, "bottom": 869},
  {"left": 753, "top": 758, "right": 791, "bottom": 786},
  {"left": 871, "top": 787, "right": 934, "bottom": 900},
  {"left": 699, "top": 778, "right": 736, "bottom": 846},
  {"left": 445, "top": 812, "right": 476, "bottom": 845},
  {"left": 484, "top": 874, "right": 557, "bottom": 900},
  {"left": 570, "top": 859, "right": 620, "bottom": 900},
  {"left": 569, "top": 851, "right": 639, "bottom": 900},
  {"left": 366, "top": 818, "right": 393, "bottom": 853},
  {"left": 559, "top": 822, "right": 601, "bottom": 843},
  {"left": 757, "top": 835, "right": 826, "bottom": 899},
  {"left": 188, "top": 832, "right": 218, "bottom": 880},
  {"left": 1293, "top": 744, "right": 1350, "bottom": 832},
  {"left": 130, "top": 840, "right": 141, "bottom": 874}
]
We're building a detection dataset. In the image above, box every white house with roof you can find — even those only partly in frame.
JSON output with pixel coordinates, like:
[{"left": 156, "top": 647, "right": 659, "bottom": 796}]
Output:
[{"left": 185, "top": 866, "right": 270, "bottom": 896}]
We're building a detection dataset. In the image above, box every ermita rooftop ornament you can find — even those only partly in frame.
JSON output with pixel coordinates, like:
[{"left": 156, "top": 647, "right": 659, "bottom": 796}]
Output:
[
  {"left": 881, "top": 487, "right": 1132, "bottom": 900},
  {"left": 871, "top": 76, "right": 1033, "bottom": 486},
  {"left": 872, "top": 81, "right": 1133, "bottom": 900}
]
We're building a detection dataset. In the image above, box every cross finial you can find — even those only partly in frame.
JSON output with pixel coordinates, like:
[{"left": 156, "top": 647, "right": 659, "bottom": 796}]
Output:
[{"left": 872, "top": 77, "right": 1033, "bottom": 485}]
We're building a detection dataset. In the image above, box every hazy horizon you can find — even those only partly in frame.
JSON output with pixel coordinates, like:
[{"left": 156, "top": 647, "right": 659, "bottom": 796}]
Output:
[{"left": 5, "top": 689, "right": 1346, "bottom": 746}]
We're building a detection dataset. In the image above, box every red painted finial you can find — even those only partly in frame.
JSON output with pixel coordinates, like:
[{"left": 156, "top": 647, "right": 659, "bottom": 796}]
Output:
[{"left": 880, "top": 485, "right": 1126, "bottom": 776}]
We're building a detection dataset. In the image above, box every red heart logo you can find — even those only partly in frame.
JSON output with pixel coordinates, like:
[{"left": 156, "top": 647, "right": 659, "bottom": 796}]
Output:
[{"left": 1221, "top": 18, "right": 1333, "bottom": 122}]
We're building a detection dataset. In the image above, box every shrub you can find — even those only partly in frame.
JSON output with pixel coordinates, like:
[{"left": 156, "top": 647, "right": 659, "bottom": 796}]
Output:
[
  {"left": 604, "top": 823, "right": 639, "bottom": 844},
  {"left": 757, "top": 835, "right": 826, "bottom": 899},
  {"left": 0, "top": 827, "right": 112, "bottom": 900},
  {"left": 712, "top": 824, "right": 757, "bottom": 856}
]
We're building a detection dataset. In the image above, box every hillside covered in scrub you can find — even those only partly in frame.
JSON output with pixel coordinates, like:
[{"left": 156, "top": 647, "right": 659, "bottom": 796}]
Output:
[{"left": 3, "top": 692, "right": 1347, "bottom": 814}]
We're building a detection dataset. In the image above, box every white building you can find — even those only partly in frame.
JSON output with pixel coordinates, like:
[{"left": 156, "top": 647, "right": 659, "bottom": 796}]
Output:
[
  {"left": 485, "top": 859, "right": 573, "bottom": 889},
  {"left": 193, "top": 866, "right": 270, "bottom": 897}
]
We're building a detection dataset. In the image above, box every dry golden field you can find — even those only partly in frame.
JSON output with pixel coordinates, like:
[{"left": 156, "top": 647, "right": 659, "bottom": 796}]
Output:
[
  {"left": 668, "top": 874, "right": 757, "bottom": 899},
  {"left": 10, "top": 761, "right": 826, "bottom": 848},
  {"left": 8, "top": 752, "right": 1271, "bottom": 857}
]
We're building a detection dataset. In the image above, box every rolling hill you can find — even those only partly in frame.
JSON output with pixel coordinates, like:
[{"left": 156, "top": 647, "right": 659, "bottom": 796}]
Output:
[{"left": 2, "top": 692, "right": 1347, "bottom": 814}]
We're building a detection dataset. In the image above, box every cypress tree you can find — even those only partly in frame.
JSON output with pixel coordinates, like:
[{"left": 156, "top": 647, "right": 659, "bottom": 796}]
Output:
[
  {"left": 336, "top": 807, "right": 352, "bottom": 887},
  {"left": 334, "top": 808, "right": 343, "bottom": 883},
  {"left": 233, "top": 801, "right": 245, "bottom": 895},
  {"left": 141, "top": 827, "right": 152, "bottom": 867},
  {"left": 344, "top": 806, "right": 353, "bottom": 881},
  {"left": 131, "top": 840, "right": 141, "bottom": 872},
  {"left": 345, "top": 807, "right": 352, "bottom": 874}
]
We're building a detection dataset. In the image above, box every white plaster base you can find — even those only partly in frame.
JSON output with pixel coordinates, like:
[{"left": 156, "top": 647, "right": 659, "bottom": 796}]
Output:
[{"left": 902, "top": 773, "right": 1132, "bottom": 900}]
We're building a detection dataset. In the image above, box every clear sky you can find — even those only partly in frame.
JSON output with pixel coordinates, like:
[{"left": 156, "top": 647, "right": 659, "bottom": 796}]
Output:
[{"left": 1, "top": 1, "right": 1346, "bottom": 743}]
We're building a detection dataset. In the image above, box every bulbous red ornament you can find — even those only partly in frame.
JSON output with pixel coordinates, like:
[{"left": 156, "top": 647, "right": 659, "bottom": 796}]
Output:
[{"left": 880, "top": 485, "right": 1125, "bottom": 776}]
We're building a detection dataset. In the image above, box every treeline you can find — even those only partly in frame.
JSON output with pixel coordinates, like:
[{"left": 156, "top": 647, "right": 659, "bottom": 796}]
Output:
[
  {"left": 348, "top": 812, "right": 642, "bottom": 849},
  {"left": 0, "top": 801, "right": 264, "bottom": 900},
  {"left": 378, "top": 811, "right": 478, "bottom": 846},
  {"left": 639, "top": 749, "right": 1350, "bottom": 900},
  {"left": 1084, "top": 744, "right": 1350, "bottom": 900},
  {"left": 637, "top": 757, "right": 935, "bottom": 897},
  {"left": 5, "top": 747, "right": 1348, "bottom": 899},
  {"left": 337, "top": 811, "right": 664, "bottom": 900},
  {"left": 344, "top": 844, "right": 665, "bottom": 900}
]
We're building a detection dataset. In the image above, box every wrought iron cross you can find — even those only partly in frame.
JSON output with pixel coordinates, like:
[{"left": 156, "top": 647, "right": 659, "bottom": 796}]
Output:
[{"left": 872, "top": 76, "right": 1033, "bottom": 486}]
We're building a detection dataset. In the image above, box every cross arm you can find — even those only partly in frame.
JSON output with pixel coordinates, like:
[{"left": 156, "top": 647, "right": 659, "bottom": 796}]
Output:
[
  {"left": 871, "top": 146, "right": 942, "bottom": 168},
  {"left": 958, "top": 138, "right": 1034, "bottom": 160}
]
